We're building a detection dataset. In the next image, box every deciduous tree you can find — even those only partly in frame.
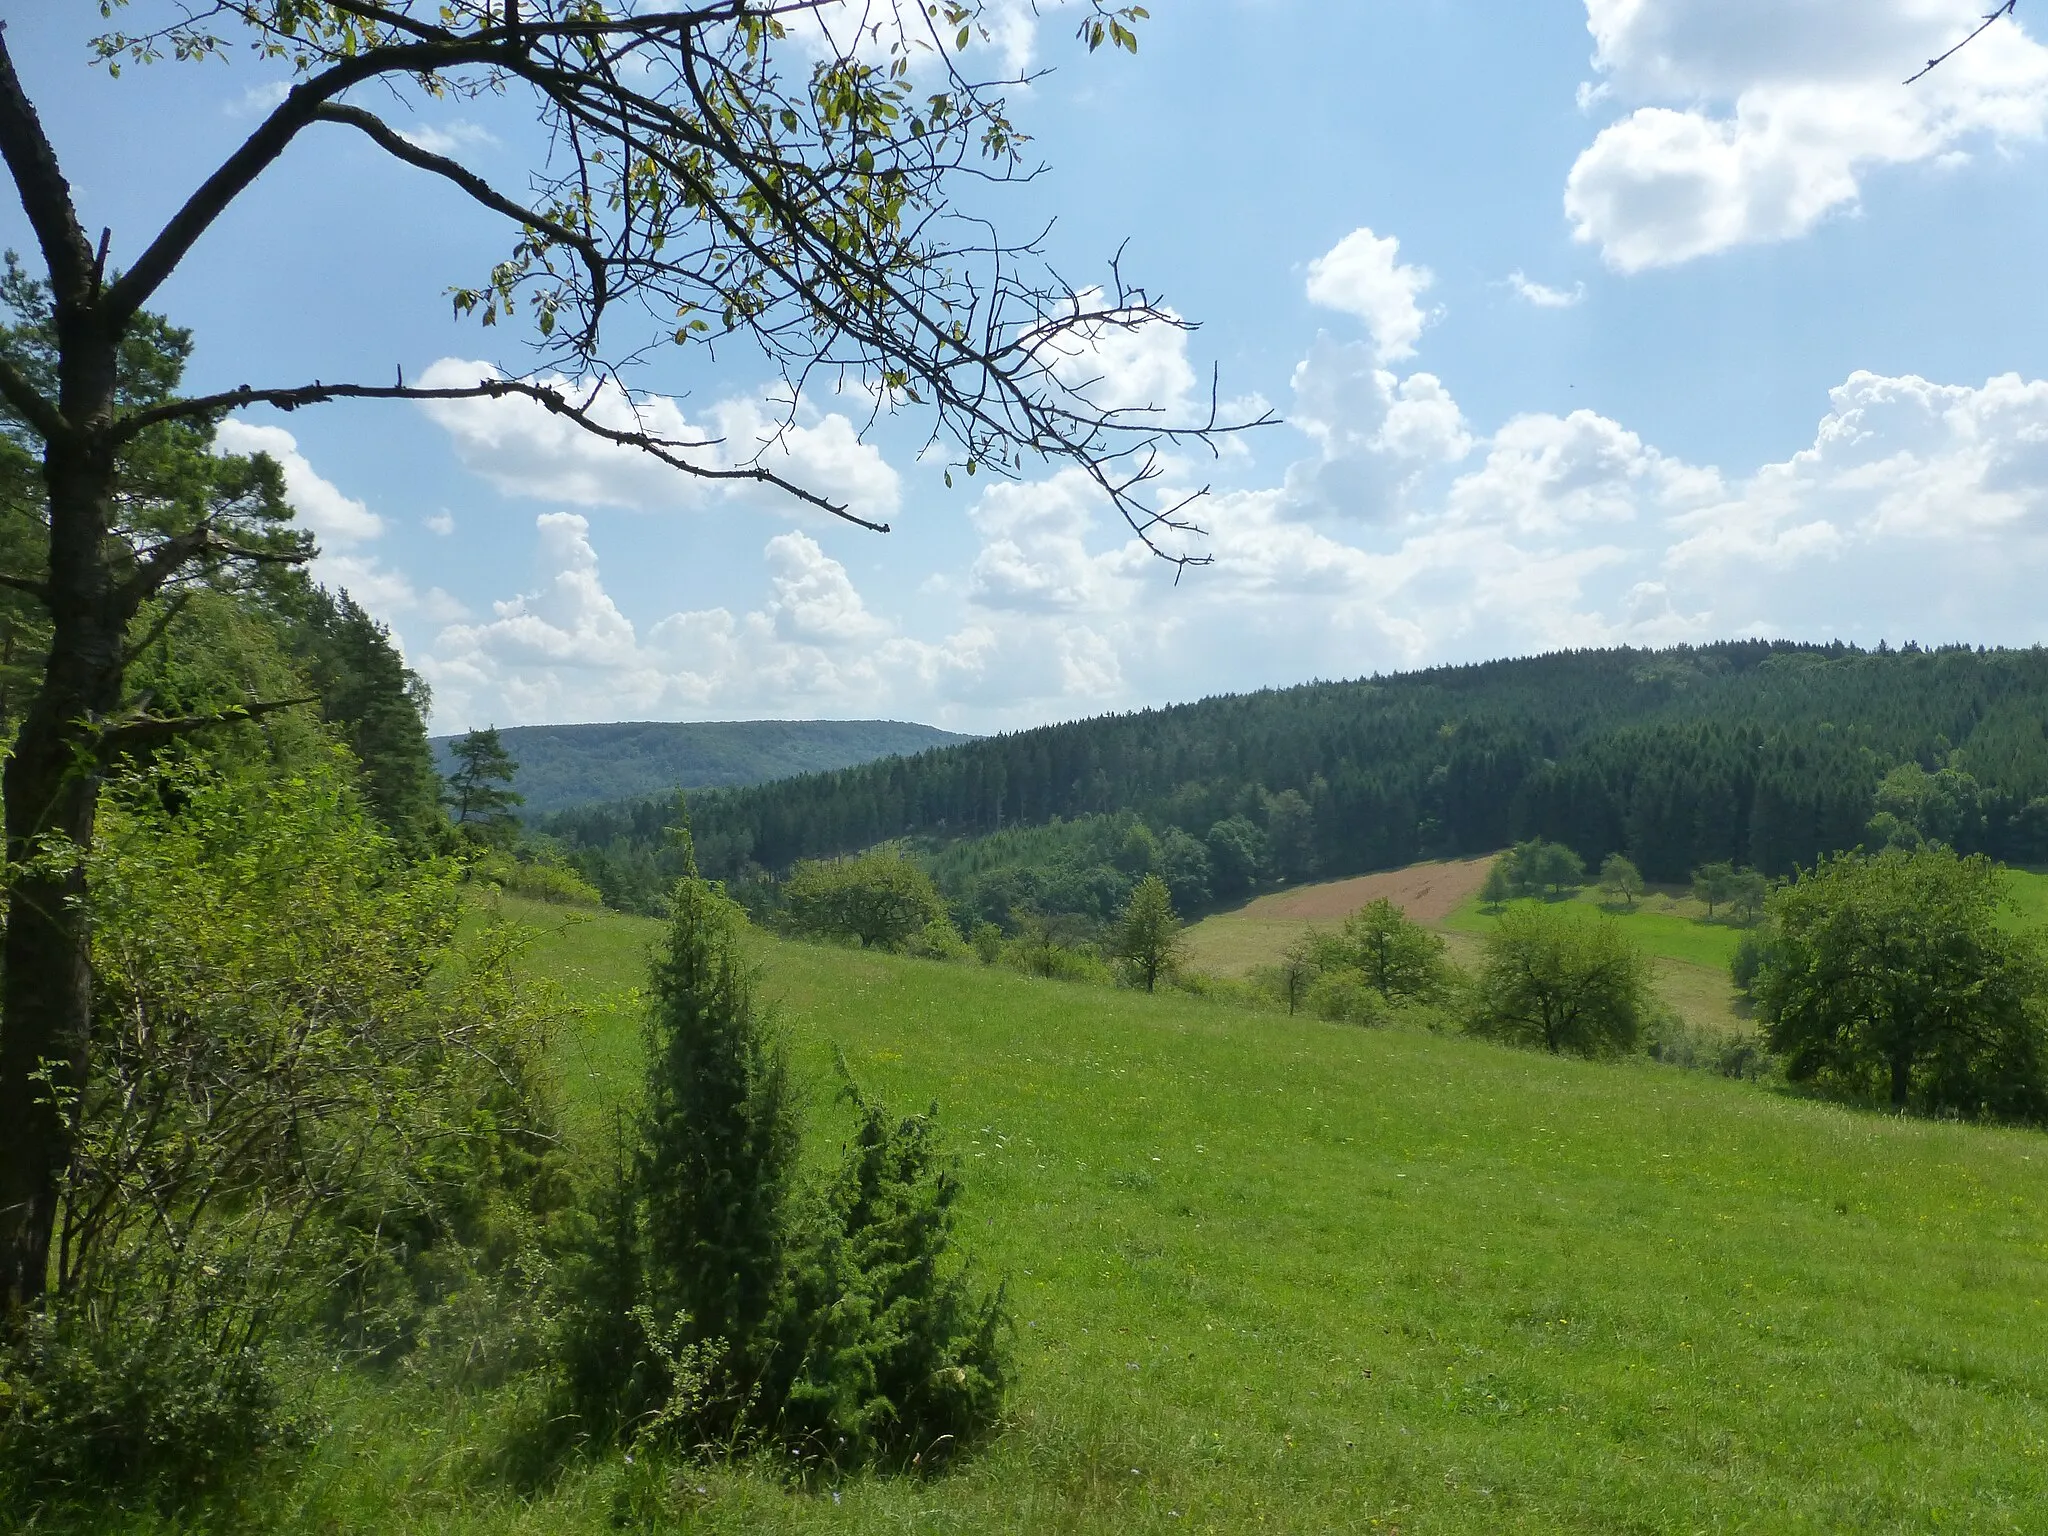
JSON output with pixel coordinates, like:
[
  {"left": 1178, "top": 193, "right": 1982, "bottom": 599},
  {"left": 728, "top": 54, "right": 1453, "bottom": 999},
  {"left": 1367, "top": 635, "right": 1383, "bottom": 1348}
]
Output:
[
  {"left": 1110, "top": 873, "right": 1185, "bottom": 992},
  {"left": 1598, "top": 852, "right": 1643, "bottom": 909},
  {"left": 784, "top": 849, "right": 945, "bottom": 951},
  {"left": 1333, "top": 897, "right": 1446, "bottom": 1002},
  {"left": 1754, "top": 846, "right": 2048, "bottom": 1118},
  {"left": 1469, "top": 905, "right": 1649, "bottom": 1057}
]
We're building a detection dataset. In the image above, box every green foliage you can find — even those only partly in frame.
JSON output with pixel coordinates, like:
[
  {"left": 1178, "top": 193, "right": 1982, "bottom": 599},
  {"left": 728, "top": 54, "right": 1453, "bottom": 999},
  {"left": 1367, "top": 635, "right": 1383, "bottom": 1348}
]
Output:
[
  {"left": 1304, "top": 968, "right": 1387, "bottom": 1026},
  {"left": 1479, "top": 858, "right": 1512, "bottom": 912},
  {"left": 1754, "top": 847, "right": 2048, "bottom": 1118},
  {"left": 1329, "top": 898, "right": 1448, "bottom": 1002},
  {"left": 1469, "top": 905, "right": 1651, "bottom": 1057},
  {"left": 906, "top": 913, "right": 973, "bottom": 962},
  {"left": 969, "top": 921, "right": 1004, "bottom": 966},
  {"left": 1730, "top": 927, "right": 1771, "bottom": 998},
  {"left": 6, "top": 751, "right": 563, "bottom": 1499},
  {"left": 283, "top": 585, "right": 443, "bottom": 848},
  {"left": 785, "top": 850, "right": 946, "bottom": 950},
  {"left": 470, "top": 849, "right": 605, "bottom": 907},
  {"left": 1109, "top": 874, "right": 1185, "bottom": 991},
  {"left": 774, "top": 1078, "right": 1009, "bottom": 1470},
  {"left": 1204, "top": 816, "right": 1266, "bottom": 900},
  {"left": 1868, "top": 760, "right": 1987, "bottom": 852},
  {"left": 444, "top": 726, "right": 525, "bottom": 845},
  {"left": 639, "top": 865, "right": 801, "bottom": 1418},
  {"left": 1504, "top": 838, "right": 1586, "bottom": 898},
  {"left": 1597, "top": 852, "right": 1643, "bottom": 908}
]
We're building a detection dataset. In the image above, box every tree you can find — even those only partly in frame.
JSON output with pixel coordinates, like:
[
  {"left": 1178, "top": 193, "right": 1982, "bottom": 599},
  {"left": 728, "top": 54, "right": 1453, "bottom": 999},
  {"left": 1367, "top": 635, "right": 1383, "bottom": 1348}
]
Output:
[
  {"left": 1692, "top": 860, "right": 1738, "bottom": 917},
  {"left": 0, "top": 0, "right": 1251, "bottom": 1313},
  {"left": 1159, "top": 827, "right": 1213, "bottom": 913},
  {"left": 1205, "top": 816, "right": 1266, "bottom": 900},
  {"left": 1479, "top": 858, "right": 1512, "bottom": 913},
  {"left": 1469, "top": 905, "right": 1650, "bottom": 1057},
  {"left": 443, "top": 725, "right": 524, "bottom": 844},
  {"left": 1264, "top": 789, "right": 1317, "bottom": 883},
  {"left": 639, "top": 833, "right": 800, "bottom": 1410},
  {"left": 1754, "top": 847, "right": 2048, "bottom": 1118},
  {"left": 1598, "top": 852, "right": 1644, "bottom": 909},
  {"left": 1333, "top": 897, "right": 1447, "bottom": 1003},
  {"left": 784, "top": 850, "right": 945, "bottom": 951},
  {"left": 1503, "top": 838, "right": 1585, "bottom": 899},
  {"left": 1110, "top": 874, "right": 1185, "bottom": 992},
  {"left": 1729, "top": 867, "right": 1769, "bottom": 924}
]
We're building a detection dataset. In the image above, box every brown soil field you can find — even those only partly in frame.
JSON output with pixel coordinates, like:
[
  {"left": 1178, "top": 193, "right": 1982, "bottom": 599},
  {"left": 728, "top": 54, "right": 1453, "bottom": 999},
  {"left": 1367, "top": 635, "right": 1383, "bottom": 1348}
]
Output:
[
  {"left": 1227, "top": 853, "right": 1499, "bottom": 925},
  {"left": 1180, "top": 854, "right": 1500, "bottom": 977}
]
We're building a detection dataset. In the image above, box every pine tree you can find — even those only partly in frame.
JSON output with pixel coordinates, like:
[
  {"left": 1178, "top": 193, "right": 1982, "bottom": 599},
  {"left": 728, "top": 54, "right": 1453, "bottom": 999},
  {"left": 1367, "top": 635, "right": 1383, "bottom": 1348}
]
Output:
[{"left": 443, "top": 726, "right": 524, "bottom": 844}]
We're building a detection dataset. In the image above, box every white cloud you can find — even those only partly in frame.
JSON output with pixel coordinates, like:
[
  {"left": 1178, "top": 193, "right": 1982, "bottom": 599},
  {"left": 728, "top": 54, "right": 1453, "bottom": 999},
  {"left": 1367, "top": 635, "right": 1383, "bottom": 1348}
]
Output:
[
  {"left": 1567, "top": 0, "right": 2048, "bottom": 269},
  {"left": 214, "top": 419, "right": 383, "bottom": 545},
  {"left": 1507, "top": 271, "right": 1586, "bottom": 308},
  {"left": 416, "top": 360, "right": 900, "bottom": 527},
  {"left": 425, "top": 511, "right": 456, "bottom": 536},
  {"left": 1043, "top": 288, "right": 1200, "bottom": 420},
  {"left": 395, "top": 120, "right": 499, "bottom": 156},
  {"left": 1304, "top": 228, "right": 1436, "bottom": 362},
  {"left": 224, "top": 80, "right": 291, "bottom": 118}
]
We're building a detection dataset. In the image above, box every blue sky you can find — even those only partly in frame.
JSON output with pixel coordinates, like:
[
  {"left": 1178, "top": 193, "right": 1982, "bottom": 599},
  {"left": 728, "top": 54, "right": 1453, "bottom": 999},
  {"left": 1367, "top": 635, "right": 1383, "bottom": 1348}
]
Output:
[{"left": 14, "top": 1, "right": 2048, "bottom": 731}]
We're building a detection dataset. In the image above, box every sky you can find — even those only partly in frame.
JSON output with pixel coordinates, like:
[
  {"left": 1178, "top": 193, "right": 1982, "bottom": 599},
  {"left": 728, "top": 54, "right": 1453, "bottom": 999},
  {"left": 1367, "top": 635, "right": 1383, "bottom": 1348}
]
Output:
[{"left": 14, "top": 0, "right": 2048, "bottom": 733}]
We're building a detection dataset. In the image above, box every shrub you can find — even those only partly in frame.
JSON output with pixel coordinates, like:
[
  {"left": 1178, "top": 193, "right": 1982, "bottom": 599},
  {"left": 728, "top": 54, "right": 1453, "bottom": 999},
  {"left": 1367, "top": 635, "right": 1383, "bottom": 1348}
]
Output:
[
  {"left": 1468, "top": 904, "right": 1650, "bottom": 1057},
  {"left": 1305, "top": 969, "right": 1387, "bottom": 1026},
  {"left": 773, "top": 1079, "right": 1009, "bottom": 1470},
  {"left": 907, "top": 914, "right": 973, "bottom": 961},
  {"left": 969, "top": 920, "right": 1005, "bottom": 966},
  {"left": 472, "top": 850, "right": 605, "bottom": 906},
  {"left": 784, "top": 851, "right": 945, "bottom": 950}
]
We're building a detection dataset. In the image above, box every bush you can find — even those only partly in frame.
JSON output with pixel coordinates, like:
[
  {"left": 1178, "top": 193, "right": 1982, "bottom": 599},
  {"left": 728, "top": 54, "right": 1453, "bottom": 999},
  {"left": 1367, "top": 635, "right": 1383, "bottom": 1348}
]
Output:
[
  {"left": 969, "top": 920, "right": 1005, "bottom": 966},
  {"left": 784, "top": 851, "right": 946, "bottom": 951},
  {"left": 1468, "top": 904, "right": 1650, "bottom": 1057},
  {"left": 1305, "top": 969, "right": 1387, "bottom": 1026},
  {"left": 472, "top": 850, "right": 605, "bottom": 906},
  {"left": 906, "top": 914, "right": 972, "bottom": 961},
  {"left": 0, "top": 1304, "right": 301, "bottom": 1506}
]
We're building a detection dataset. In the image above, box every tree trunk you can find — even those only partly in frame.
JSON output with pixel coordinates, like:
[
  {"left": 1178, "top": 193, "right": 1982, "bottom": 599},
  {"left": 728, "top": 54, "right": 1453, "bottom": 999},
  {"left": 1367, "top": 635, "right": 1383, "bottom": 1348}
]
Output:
[
  {"left": 1889, "top": 1050, "right": 1914, "bottom": 1111},
  {"left": 0, "top": 378, "right": 121, "bottom": 1312}
]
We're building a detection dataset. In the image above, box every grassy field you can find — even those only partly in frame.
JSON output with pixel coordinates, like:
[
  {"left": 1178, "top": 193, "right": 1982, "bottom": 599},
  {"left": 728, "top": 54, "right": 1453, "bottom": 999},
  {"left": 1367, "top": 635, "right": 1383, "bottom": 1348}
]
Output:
[{"left": 210, "top": 894, "right": 2048, "bottom": 1535}]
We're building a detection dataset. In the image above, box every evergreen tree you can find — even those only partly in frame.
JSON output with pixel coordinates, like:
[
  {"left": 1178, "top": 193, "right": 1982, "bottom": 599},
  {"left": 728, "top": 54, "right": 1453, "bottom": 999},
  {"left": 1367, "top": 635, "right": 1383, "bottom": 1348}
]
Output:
[
  {"left": 639, "top": 831, "right": 800, "bottom": 1411},
  {"left": 444, "top": 726, "right": 524, "bottom": 844},
  {"left": 283, "top": 586, "right": 442, "bottom": 848}
]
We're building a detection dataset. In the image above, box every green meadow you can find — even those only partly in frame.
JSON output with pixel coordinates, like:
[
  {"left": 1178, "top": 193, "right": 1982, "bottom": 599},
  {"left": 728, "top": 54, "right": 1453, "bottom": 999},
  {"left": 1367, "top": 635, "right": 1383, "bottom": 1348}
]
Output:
[{"left": 215, "top": 894, "right": 2048, "bottom": 1535}]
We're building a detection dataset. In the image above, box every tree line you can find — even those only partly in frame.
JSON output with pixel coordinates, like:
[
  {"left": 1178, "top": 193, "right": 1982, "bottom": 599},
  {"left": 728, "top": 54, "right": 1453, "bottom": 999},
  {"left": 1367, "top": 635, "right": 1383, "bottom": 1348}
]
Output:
[{"left": 538, "top": 643, "right": 2048, "bottom": 921}]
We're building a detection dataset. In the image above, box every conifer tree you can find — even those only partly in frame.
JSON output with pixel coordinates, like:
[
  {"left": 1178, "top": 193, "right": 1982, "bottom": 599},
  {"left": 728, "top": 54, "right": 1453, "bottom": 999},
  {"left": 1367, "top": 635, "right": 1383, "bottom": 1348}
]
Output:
[
  {"left": 639, "top": 823, "right": 799, "bottom": 1410},
  {"left": 443, "top": 726, "right": 524, "bottom": 845}
]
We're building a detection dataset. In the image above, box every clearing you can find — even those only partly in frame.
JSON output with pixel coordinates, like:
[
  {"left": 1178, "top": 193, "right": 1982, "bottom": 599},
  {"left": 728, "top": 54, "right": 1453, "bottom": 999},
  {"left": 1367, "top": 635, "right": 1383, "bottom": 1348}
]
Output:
[{"left": 264, "top": 894, "right": 2048, "bottom": 1535}]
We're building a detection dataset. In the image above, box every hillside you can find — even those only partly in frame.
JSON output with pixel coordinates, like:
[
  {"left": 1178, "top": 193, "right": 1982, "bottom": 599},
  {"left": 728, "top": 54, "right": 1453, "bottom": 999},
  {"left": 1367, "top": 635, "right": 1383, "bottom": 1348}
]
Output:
[
  {"left": 264, "top": 895, "right": 2048, "bottom": 1533},
  {"left": 431, "top": 718, "right": 969, "bottom": 814},
  {"left": 541, "top": 642, "right": 2048, "bottom": 922}
]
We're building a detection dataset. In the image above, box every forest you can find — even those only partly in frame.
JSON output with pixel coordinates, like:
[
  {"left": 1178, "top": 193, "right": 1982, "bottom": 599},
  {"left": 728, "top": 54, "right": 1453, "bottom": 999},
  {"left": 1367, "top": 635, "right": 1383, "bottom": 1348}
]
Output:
[{"left": 537, "top": 641, "right": 2048, "bottom": 922}]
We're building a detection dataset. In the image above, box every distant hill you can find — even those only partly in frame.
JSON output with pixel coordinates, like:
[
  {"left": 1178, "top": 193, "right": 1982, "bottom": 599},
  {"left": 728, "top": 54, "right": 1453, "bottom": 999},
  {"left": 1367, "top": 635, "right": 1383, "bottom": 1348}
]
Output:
[
  {"left": 537, "top": 642, "right": 2048, "bottom": 916},
  {"left": 430, "top": 719, "right": 970, "bottom": 814}
]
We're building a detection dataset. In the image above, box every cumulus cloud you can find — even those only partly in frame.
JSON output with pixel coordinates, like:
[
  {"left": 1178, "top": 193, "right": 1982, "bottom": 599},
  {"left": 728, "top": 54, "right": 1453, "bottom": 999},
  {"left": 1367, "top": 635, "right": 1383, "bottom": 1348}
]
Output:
[
  {"left": 214, "top": 420, "right": 383, "bottom": 545},
  {"left": 1304, "top": 228, "right": 1436, "bottom": 361},
  {"left": 415, "top": 360, "right": 900, "bottom": 526},
  {"left": 211, "top": 419, "right": 462, "bottom": 642},
  {"left": 1566, "top": 0, "right": 2048, "bottom": 269}
]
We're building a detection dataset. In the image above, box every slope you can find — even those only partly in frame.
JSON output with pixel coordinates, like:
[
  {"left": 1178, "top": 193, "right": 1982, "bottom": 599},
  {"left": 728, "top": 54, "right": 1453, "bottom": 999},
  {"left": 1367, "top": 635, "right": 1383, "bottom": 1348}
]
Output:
[{"left": 263, "top": 897, "right": 2048, "bottom": 1535}]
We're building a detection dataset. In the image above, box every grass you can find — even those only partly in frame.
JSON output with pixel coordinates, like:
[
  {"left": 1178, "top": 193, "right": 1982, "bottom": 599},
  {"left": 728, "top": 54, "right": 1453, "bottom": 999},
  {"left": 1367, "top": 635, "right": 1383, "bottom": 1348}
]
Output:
[{"left": 165, "top": 894, "right": 2048, "bottom": 1535}]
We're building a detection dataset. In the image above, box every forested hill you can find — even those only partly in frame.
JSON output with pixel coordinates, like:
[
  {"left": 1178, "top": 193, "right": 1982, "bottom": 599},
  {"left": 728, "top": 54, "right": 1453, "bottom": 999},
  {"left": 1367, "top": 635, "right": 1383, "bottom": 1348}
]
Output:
[
  {"left": 538, "top": 642, "right": 2048, "bottom": 899},
  {"left": 431, "top": 718, "right": 969, "bottom": 814}
]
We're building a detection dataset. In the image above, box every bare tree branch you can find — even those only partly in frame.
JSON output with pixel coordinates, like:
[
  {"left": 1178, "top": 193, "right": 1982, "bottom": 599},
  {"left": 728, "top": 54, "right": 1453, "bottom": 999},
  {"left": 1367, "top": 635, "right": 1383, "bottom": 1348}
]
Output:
[
  {"left": 0, "top": 348, "right": 62, "bottom": 442},
  {"left": 1906, "top": 1, "right": 2018, "bottom": 84},
  {"left": 311, "top": 102, "right": 611, "bottom": 347},
  {"left": 116, "top": 375, "right": 891, "bottom": 532}
]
